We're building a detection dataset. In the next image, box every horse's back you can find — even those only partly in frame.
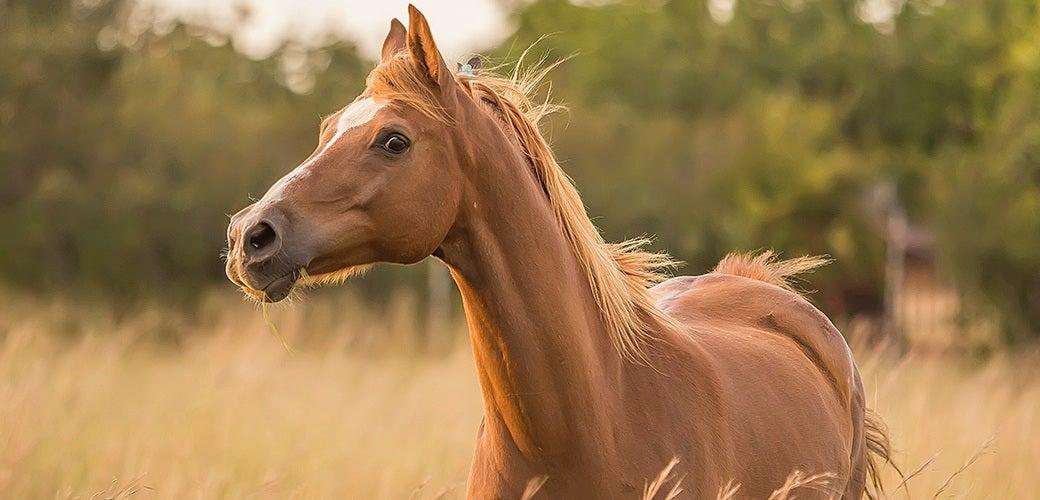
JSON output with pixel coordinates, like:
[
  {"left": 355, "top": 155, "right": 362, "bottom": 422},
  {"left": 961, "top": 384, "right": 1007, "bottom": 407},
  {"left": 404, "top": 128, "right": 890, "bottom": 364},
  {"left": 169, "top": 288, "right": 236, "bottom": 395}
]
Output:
[
  {"left": 654, "top": 272, "right": 856, "bottom": 406},
  {"left": 652, "top": 272, "right": 866, "bottom": 498}
]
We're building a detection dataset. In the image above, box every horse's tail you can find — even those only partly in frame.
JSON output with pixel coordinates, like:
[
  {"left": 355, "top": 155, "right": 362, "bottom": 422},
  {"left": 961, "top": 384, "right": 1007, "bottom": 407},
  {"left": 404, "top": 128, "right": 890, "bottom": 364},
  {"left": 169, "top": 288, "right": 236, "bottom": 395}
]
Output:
[
  {"left": 713, "top": 250, "right": 831, "bottom": 296},
  {"left": 863, "top": 407, "right": 901, "bottom": 500}
]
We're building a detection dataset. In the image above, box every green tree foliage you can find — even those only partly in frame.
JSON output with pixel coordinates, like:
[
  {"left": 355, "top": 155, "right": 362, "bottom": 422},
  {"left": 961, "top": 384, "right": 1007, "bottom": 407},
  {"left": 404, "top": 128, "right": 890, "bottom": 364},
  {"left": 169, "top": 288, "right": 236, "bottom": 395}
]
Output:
[
  {"left": 497, "top": 0, "right": 1040, "bottom": 336},
  {"left": 0, "top": 0, "right": 368, "bottom": 297}
]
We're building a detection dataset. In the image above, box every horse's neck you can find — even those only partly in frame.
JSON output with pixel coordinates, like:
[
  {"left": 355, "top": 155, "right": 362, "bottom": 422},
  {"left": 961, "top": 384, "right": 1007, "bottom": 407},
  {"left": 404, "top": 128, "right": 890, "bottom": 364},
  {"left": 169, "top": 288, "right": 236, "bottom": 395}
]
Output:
[{"left": 438, "top": 138, "right": 626, "bottom": 465}]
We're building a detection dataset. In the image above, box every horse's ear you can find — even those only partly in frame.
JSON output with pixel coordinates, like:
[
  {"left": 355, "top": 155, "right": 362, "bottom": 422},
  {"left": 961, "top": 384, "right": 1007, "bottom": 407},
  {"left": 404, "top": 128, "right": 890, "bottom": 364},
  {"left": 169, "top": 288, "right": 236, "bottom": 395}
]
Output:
[
  {"left": 406, "top": 4, "right": 454, "bottom": 94},
  {"left": 381, "top": 18, "right": 406, "bottom": 62}
]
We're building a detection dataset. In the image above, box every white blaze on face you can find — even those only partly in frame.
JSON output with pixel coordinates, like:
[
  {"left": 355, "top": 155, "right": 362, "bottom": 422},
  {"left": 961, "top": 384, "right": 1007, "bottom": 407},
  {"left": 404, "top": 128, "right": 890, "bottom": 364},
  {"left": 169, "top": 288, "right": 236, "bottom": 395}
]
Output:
[
  {"left": 307, "top": 97, "right": 385, "bottom": 169},
  {"left": 264, "top": 97, "right": 385, "bottom": 199}
]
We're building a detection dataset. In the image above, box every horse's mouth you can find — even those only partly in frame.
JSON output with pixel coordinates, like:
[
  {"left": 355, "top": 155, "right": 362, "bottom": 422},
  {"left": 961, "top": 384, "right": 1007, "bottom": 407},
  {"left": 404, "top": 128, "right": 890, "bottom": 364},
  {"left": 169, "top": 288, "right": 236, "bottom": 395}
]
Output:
[
  {"left": 260, "top": 271, "right": 298, "bottom": 302},
  {"left": 239, "top": 270, "right": 299, "bottom": 303}
]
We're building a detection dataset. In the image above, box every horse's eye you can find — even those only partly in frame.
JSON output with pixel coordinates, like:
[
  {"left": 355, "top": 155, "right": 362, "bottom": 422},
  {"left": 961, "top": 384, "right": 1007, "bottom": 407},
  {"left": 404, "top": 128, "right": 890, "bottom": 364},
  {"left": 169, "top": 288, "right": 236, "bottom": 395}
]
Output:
[{"left": 381, "top": 134, "right": 410, "bottom": 154}]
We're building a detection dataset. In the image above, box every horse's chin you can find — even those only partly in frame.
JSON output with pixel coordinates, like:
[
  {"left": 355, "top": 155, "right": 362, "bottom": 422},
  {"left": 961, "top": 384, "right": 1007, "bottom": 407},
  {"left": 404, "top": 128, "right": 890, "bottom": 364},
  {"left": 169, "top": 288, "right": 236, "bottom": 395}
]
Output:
[
  {"left": 296, "top": 264, "right": 373, "bottom": 290},
  {"left": 238, "top": 265, "right": 371, "bottom": 303},
  {"left": 262, "top": 271, "right": 298, "bottom": 302}
]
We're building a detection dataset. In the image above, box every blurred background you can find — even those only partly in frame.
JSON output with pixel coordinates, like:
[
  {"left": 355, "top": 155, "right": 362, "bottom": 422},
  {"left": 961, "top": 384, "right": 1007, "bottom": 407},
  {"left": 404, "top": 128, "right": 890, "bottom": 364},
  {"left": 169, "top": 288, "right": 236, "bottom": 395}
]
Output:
[{"left": 1, "top": 0, "right": 1038, "bottom": 498}]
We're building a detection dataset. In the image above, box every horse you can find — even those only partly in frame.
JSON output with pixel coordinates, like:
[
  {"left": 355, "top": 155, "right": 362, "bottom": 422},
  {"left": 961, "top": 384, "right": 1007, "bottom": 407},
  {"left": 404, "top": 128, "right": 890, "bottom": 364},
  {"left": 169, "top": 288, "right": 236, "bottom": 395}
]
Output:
[{"left": 224, "top": 6, "right": 892, "bottom": 498}]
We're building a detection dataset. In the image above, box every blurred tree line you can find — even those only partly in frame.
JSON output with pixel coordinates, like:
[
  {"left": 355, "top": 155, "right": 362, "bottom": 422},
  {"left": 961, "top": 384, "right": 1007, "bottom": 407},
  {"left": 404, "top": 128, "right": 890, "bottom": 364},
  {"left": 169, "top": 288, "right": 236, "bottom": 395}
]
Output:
[
  {"left": 1, "top": 0, "right": 1038, "bottom": 341},
  {"left": 1, "top": 0, "right": 372, "bottom": 295}
]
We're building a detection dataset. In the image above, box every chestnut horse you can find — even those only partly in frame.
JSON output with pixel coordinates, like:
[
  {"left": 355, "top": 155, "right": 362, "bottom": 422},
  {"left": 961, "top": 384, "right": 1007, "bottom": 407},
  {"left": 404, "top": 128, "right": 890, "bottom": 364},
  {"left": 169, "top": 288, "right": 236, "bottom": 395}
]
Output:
[{"left": 225, "top": 6, "right": 891, "bottom": 498}]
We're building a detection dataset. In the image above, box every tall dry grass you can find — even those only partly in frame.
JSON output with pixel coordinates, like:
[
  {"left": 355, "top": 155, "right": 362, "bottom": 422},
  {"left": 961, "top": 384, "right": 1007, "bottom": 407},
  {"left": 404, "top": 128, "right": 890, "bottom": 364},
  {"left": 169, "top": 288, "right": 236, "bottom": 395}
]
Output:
[{"left": 0, "top": 290, "right": 1037, "bottom": 498}]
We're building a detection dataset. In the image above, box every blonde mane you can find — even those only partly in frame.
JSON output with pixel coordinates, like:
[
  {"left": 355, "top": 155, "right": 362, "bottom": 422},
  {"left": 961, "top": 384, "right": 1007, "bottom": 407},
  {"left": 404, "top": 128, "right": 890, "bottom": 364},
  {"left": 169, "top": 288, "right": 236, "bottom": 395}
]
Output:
[{"left": 368, "top": 53, "right": 678, "bottom": 362}]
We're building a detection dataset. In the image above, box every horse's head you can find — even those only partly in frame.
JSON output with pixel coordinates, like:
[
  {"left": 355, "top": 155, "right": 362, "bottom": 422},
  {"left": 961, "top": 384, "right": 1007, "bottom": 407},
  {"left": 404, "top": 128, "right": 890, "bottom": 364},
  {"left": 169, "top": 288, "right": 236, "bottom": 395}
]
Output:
[{"left": 225, "top": 6, "right": 469, "bottom": 302}]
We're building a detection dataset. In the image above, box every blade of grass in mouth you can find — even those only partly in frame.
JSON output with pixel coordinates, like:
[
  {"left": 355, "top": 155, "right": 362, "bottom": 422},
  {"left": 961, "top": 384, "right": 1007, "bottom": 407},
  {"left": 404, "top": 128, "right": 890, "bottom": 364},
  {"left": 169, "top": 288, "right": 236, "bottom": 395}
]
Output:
[{"left": 262, "top": 301, "right": 294, "bottom": 353}]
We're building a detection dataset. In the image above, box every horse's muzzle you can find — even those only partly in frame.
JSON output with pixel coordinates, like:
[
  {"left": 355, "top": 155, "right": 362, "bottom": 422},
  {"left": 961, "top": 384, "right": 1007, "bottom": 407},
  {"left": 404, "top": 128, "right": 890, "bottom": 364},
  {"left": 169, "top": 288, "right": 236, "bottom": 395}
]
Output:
[{"left": 226, "top": 204, "right": 305, "bottom": 303}]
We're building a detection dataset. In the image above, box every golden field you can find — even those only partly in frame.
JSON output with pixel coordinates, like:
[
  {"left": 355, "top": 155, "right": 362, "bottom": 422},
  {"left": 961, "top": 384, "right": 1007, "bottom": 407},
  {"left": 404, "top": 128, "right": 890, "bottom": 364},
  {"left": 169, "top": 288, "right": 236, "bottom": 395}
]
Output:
[{"left": 0, "top": 290, "right": 1037, "bottom": 499}]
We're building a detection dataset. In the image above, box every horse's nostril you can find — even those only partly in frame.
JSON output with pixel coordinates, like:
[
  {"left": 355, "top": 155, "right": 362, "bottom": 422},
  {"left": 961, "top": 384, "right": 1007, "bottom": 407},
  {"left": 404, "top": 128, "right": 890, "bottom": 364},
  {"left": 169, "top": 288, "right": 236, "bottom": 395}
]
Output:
[{"left": 246, "top": 221, "right": 278, "bottom": 253}]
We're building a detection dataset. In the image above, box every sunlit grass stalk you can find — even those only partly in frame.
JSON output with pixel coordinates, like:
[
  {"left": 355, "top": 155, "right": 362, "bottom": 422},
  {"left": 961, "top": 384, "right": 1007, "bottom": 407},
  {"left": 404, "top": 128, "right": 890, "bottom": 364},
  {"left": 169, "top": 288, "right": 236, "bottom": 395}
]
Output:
[{"left": 262, "top": 302, "right": 293, "bottom": 353}]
